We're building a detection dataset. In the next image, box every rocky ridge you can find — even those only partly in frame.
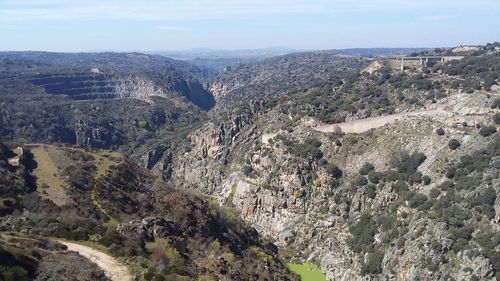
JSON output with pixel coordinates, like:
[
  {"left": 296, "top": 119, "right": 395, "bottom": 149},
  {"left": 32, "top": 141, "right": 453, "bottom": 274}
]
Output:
[{"left": 166, "top": 75, "right": 500, "bottom": 280}]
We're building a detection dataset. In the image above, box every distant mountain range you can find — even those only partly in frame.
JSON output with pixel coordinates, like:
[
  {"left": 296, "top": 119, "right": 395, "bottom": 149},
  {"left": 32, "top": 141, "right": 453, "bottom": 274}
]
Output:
[{"left": 149, "top": 47, "right": 432, "bottom": 71}]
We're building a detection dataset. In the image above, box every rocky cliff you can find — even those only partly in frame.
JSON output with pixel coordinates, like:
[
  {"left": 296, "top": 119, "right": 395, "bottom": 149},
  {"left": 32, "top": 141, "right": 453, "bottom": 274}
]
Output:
[{"left": 165, "top": 69, "right": 500, "bottom": 280}]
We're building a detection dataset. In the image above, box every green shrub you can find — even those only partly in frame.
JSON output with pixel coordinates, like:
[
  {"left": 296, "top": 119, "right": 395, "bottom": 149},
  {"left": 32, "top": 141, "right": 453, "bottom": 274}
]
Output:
[
  {"left": 429, "top": 188, "right": 441, "bottom": 199},
  {"left": 242, "top": 165, "right": 253, "bottom": 177},
  {"left": 368, "top": 171, "right": 383, "bottom": 184},
  {"left": 441, "top": 206, "right": 472, "bottom": 227},
  {"left": 452, "top": 238, "right": 469, "bottom": 253},
  {"left": 439, "top": 181, "right": 455, "bottom": 191},
  {"left": 3, "top": 267, "right": 29, "bottom": 281},
  {"left": 163, "top": 247, "right": 185, "bottom": 274},
  {"left": 347, "top": 214, "right": 377, "bottom": 254},
  {"left": 472, "top": 187, "right": 497, "bottom": 207},
  {"left": 450, "top": 225, "right": 473, "bottom": 241},
  {"left": 479, "top": 126, "right": 497, "bottom": 137},
  {"left": 392, "top": 180, "right": 408, "bottom": 194},
  {"left": 99, "top": 229, "right": 123, "bottom": 247},
  {"left": 293, "top": 138, "right": 323, "bottom": 160},
  {"left": 359, "top": 163, "right": 375, "bottom": 175},
  {"left": 422, "top": 176, "right": 431, "bottom": 185},
  {"left": 409, "top": 193, "right": 428, "bottom": 208},
  {"left": 366, "top": 184, "right": 376, "bottom": 199},
  {"left": 448, "top": 139, "right": 461, "bottom": 150},
  {"left": 493, "top": 98, "right": 500, "bottom": 109},
  {"left": 383, "top": 170, "right": 402, "bottom": 182},
  {"left": 361, "top": 250, "right": 384, "bottom": 275},
  {"left": 354, "top": 176, "right": 368, "bottom": 187},
  {"left": 407, "top": 171, "right": 423, "bottom": 185},
  {"left": 476, "top": 231, "right": 500, "bottom": 250},
  {"left": 396, "top": 237, "right": 406, "bottom": 249},
  {"left": 325, "top": 163, "right": 343, "bottom": 179},
  {"left": 392, "top": 152, "right": 426, "bottom": 174},
  {"left": 143, "top": 269, "right": 156, "bottom": 281},
  {"left": 494, "top": 113, "right": 500, "bottom": 125}
]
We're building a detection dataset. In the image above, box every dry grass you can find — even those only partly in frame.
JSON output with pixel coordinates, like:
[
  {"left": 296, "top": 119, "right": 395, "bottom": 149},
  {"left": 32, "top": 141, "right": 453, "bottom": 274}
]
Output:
[
  {"left": 90, "top": 151, "right": 123, "bottom": 225},
  {"left": 32, "top": 145, "right": 71, "bottom": 206},
  {"left": 91, "top": 151, "right": 123, "bottom": 180},
  {"left": 31, "top": 144, "right": 123, "bottom": 221}
]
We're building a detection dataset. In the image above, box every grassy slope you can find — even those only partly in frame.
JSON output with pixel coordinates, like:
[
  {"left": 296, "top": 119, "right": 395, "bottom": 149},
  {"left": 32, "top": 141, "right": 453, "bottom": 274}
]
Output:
[
  {"left": 31, "top": 144, "right": 122, "bottom": 224},
  {"left": 31, "top": 145, "right": 70, "bottom": 206},
  {"left": 288, "top": 262, "right": 326, "bottom": 281},
  {"left": 90, "top": 151, "right": 123, "bottom": 225}
]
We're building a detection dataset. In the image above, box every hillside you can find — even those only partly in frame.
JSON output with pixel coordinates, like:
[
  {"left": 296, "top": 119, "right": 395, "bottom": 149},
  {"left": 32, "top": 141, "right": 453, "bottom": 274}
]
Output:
[
  {"left": 0, "top": 52, "right": 216, "bottom": 109},
  {"left": 1, "top": 44, "right": 499, "bottom": 281},
  {"left": 164, "top": 45, "right": 500, "bottom": 280},
  {"left": 0, "top": 52, "right": 218, "bottom": 164},
  {"left": 0, "top": 232, "right": 110, "bottom": 281},
  {"left": 208, "top": 52, "right": 368, "bottom": 110},
  {"left": 0, "top": 52, "right": 215, "bottom": 79},
  {"left": 0, "top": 144, "right": 296, "bottom": 280}
]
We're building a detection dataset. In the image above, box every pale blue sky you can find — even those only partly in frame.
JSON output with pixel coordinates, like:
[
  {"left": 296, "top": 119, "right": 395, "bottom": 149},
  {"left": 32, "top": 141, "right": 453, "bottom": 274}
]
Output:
[{"left": 0, "top": 0, "right": 499, "bottom": 51}]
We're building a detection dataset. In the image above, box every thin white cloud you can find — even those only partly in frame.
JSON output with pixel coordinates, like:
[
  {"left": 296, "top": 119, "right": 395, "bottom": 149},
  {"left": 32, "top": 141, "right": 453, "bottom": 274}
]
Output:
[
  {"left": 417, "top": 15, "right": 457, "bottom": 21},
  {"left": 155, "top": 25, "right": 185, "bottom": 31},
  {"left": 0, "top": 0, "right": 499, "bottom": 22}
]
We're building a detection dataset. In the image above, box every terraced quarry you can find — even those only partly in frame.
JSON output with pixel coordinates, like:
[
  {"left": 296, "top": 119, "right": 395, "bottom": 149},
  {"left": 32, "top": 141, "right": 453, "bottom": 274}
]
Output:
[
  {"left": 31, "top": 73, "right": 115, "bottom": 100},
  {"left": 30, "top": 73, "right": 170, "bottom": 101}
]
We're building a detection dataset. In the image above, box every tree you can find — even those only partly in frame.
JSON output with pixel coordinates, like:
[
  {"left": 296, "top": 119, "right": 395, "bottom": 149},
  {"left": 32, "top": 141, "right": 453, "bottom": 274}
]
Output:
[
  {"left": 242, "top": 165, "right": 253, "bottom": 177},
  {"left": 325, "top": 163, "right": 343, "bottom": 179},
  {"left": 347, "top": 213, "right": 378, "bottom": 253},
  {"left": 361, "top": 250, "right": 384, "bottom": 275},
  {"left": 98, "top": 230, "right": 123, "bottom": 247},
  {"left": 436, "top": 128, "right": 445, "bottom": 135},
  {"left": 422, "top": 176, "right": 431, "bottom": 185},
  {"left": 479, "top": 126, "right": 497, "bottom": 137},
  {"left": 448, "top": 139, "right": 461, "bottom": 150},
  {"left": 494, "top": 113, "right": 500, "bottom": 125},
  {"left": 392, "top": 152, "right": 427, "bottom": 174},
  {"left": 429, "top": 188, "right": 441, "bottom": 199},
  {"left": 368, "top": 171, "right": 383, "bottom": 184},
  {"left": 359, "top": 163, "right": 375, "bottom": 175},
  {"left": 3, "top": 267, "right": 29, "bottom": 281},
  {"left": 354, "top": 176, "right": 368, "bottom": 187},
  {"left": 493, "top": 98, "right": 500, "bottom": 109},
  {"left": 409, "top": 193, "right": 428, "bottom": 208}
]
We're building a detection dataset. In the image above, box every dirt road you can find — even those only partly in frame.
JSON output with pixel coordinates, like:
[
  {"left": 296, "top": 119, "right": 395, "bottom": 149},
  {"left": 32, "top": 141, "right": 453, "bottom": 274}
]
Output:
[
  {"left": 59, "top": 241, "right": 132, "bottom": 281},
  {"left": 313, "top": 109, "right": 446, "bottom": 134}
]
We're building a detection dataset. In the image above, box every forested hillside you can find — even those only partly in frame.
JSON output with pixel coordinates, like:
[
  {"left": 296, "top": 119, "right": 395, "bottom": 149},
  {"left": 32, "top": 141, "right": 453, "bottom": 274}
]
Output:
[{"left": 1, "top": 44, "right": 499, "bottom": 281}]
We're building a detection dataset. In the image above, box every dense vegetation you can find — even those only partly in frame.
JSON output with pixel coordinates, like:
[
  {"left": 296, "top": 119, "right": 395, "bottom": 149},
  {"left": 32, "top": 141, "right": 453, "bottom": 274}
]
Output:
[
  {"left": 211, "top": 53, "right": 368, "bottom": 111},
  {"left": 0, "top": 143, "right": 296, "bottom": 280},
  {"left": 1, "top": 44, "right": 499, "bottom": 281},
  {"left": 345, "top": 138, "right": 499, "bottom": 278}
]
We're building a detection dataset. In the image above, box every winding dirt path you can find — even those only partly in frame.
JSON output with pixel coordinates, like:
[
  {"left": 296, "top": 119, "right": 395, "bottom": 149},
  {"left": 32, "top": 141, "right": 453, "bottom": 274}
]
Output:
[
  {"left": 60, "top": 241, "right": 132, "bottom": 281},
  {"left": 313, "top": 109, "right": 446, "bottom": 134}
]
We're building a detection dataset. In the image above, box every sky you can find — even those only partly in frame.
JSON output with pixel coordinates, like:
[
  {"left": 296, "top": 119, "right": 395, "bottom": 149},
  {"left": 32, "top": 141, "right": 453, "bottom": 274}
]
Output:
[{"left": 0, "top": 0, "right": 499, "bottom": 52}]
